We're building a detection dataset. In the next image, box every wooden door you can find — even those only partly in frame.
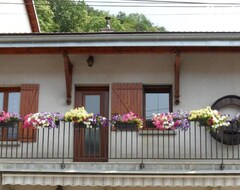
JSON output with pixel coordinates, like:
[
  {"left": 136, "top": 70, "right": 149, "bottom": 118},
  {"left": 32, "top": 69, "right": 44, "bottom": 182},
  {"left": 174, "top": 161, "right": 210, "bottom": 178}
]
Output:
[{"left": 74, "top": 86, "right": 109, "bottom": 162}]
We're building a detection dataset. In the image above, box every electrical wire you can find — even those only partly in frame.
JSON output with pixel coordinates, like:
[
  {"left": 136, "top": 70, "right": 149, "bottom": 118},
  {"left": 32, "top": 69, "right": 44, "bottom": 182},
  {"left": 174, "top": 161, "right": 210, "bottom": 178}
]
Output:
[
  {"left": 1, "top": 0, "right": 240, "bottom": 15},
  {"left": 1, "top": 0, "right": 240, "bottom": 7}
]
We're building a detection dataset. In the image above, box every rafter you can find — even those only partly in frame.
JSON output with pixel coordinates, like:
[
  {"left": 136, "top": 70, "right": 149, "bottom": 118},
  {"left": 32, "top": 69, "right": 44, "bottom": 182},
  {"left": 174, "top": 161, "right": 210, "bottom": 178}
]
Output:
[
  {"left": 24, "top": 0, "right": 40, "bottom": 32},
  {"left": 174, "top": 52, "right": 180, "bottom": 105},
  {"left": 63, "top": 52, "right": 73, "bottom": 105}
]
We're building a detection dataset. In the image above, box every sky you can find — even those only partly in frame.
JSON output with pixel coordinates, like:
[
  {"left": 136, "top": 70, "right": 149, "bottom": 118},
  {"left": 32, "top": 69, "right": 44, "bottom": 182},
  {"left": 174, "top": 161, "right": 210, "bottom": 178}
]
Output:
[{"left": 85, "top": 0, "right": 240, "bottom": 32}]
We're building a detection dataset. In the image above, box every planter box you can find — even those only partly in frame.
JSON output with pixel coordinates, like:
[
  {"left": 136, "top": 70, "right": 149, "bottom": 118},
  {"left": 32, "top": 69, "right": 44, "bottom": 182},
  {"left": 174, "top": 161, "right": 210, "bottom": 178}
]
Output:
[
  {"left": 210, "top": 122, "right": 240, "bottom": 145},
  {"left": 198, "top": 120, "right": 209, "bottom": 127},
  {"left": 0, "top": 121, "right": 19, "bottom": 128},
  {"left": 55, "top": 120, "right": 60, "bottom": 127},
  {"left": 74, "top": 122, "right": 100, "bottom": 128},
  {"left": 114, "top": 122, "right": 138, "bottom": 131}
]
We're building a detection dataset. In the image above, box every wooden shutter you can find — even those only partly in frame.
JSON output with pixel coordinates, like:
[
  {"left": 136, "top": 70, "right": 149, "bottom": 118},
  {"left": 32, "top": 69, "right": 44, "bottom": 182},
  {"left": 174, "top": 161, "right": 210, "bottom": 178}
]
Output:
[
  {"left": 19, "top": 84, "right": 39, "bottom": 142},
  {"left": 111, "top": 83, "right": 143, "bottom": 117}
]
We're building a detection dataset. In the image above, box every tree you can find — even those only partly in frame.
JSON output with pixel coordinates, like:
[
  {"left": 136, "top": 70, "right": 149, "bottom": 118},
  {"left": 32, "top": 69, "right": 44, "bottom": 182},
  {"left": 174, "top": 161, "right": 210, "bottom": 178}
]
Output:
[
  {"left": 116, "top": 12, "right": 166, "bottom": 32},
  {"left": 34, "top": 0, "right": 58, "bottom": 32},
  {"left": 47, "top": 0, "right": 89, "bottom": 32},
  {"left": 34, "top": 0, "right": 166, "bottom": 32}
]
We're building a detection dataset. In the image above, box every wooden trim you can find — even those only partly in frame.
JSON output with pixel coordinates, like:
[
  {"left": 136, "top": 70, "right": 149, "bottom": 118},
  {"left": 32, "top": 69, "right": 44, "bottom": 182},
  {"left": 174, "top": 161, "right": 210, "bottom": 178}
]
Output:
[
  {"left": 63, "top": 52, "right": 73, "bottom": 105},
  {"left": 0, "top": 87, "right": 21, "bottom": 141},
  {"left": 19, "top": 84, "right": 39, "bottom": 142},
  {"left": 111, "top": 83, "right": 143, "bottom": 117},
  {"left": 1, "top": 46, "right": 240, "bottom": 55},
  {"left": 3, "top": 93, "right": 8, "bottom": 112},
  {"left": 0, "top": 87, "right": 21, "bottom": 92},
  {"left": 174, "top": 52, "right": 180, "bottom": 105},
  {"left": 24, "top": 0, "right": 40, "bottom": 32}
]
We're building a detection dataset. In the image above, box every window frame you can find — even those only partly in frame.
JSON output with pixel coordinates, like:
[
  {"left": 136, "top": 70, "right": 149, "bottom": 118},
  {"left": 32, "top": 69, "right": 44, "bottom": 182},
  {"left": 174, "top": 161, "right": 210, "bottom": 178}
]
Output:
[
  {"left": 143, "top": 85, "right": 173, "bottom": 129},
  {"left": 0, "top": 87, "right": 21, "bottom": 141}
]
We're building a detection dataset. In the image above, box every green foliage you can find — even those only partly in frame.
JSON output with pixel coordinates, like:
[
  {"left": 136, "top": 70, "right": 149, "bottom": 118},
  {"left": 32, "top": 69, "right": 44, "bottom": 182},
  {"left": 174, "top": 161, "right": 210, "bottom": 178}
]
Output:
[
  {"left": 34, "top": 0, "right": 59, "bottom": 32},
  {"left": 116, "top": 12, "right": 166, "bottom": 32},
  {"left": 34, "top": 0, "right": 166, "bottom": 32}
]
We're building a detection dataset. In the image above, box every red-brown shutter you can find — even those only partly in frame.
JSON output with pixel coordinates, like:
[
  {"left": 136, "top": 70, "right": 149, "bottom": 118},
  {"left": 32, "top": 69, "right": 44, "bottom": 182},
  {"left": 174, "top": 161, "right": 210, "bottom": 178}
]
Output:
[
  {"left": 19, "top": 84, "right": 39, "bottom": 142},
  {"left": 111, "top": 83, "right": 143, "bottom": 117}
]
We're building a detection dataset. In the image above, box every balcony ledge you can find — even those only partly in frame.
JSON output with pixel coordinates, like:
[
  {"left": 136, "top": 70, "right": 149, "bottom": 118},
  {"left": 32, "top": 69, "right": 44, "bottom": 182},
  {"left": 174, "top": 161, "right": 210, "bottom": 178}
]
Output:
[{"left": 1, "top": 160, "right": 240, "bottom": 174}]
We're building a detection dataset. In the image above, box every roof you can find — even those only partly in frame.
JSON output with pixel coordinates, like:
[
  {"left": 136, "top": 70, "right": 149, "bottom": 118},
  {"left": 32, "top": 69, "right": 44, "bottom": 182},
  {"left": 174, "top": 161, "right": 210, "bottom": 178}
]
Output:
[
  {"left": 1, "top": 32, "right": 240, "bottom": 54},
  {"left": 24, "top": 0, "right": 40, "bottom": 33}
]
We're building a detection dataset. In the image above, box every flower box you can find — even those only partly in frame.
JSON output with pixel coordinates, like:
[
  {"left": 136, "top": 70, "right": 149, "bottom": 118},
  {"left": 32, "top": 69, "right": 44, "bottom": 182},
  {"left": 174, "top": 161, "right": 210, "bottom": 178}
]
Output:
[
  {"left": 0, "top": 111, "right": 21, "bottom": 123},
  {"left": 24, "top": 112, "right": 63, "bottom": 129},
  {"left": 0, "top": 121, "right": 19, "bottom": 128},
  {"left": 114, "top": 122, "right": 138, "bottom": 131},
  {"left": 188, "top": 107, "right": 230, "bottom": 129},
  {"left": 152, "top": 111, "right": 190, "bottom": 131},
  {"left": 111, "top": 112, "right": 143, "bottom": 130},
  {"left": 55, "top": 120, "right": 60, "bottom": 128},
  {"left": 198, "top": 119, "right": 208, "bottom": 127},
  {"left": 74, "top": 122, "right": 100, "bottom": 128},
  {"left": 64, "top": 107, "right": 108, "bottom": 128}
]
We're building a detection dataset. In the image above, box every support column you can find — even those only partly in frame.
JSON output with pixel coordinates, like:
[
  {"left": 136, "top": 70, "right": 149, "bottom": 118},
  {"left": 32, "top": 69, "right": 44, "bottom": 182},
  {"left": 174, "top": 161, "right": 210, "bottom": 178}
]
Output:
[
  {"left": 174, "top": 52, "right": 180, "bottom": 105},
  {"left": 63, "top": 52, "right": 73, "bottom": 105}
]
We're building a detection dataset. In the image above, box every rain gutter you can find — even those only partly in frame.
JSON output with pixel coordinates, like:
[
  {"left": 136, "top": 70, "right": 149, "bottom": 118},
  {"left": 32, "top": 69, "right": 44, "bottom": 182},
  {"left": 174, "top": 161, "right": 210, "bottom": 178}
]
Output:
[{"left": 0, "top": 33, "right": 240, "bottom": 48}]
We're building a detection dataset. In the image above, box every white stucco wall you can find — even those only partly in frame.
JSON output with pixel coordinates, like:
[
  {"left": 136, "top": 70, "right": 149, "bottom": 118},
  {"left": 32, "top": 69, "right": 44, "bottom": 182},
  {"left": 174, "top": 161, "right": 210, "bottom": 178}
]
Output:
[
  {"left": 0, "top": 0, "right": 32, "bottom": 33},
  {"left": 0, "top": 53, "right": 239, "bottom": 115},
  {"left": 0, "top": 53, "right": 240, "bottom": 160}
]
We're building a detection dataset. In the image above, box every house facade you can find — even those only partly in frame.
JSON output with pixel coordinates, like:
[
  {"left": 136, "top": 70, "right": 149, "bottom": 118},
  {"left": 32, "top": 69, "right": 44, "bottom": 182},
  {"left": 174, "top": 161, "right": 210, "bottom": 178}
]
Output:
[
  {"left": 0, "top": 0, "right": 39, "bottom": 33},
  {"left": 0, "top": 32, "right": 240, "bottom": 190}
]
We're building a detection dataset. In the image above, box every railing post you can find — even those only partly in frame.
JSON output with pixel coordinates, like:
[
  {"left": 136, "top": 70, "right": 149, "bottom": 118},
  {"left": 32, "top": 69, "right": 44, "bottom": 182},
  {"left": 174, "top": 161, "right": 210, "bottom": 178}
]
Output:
[
  {"left": 140, "top": 127, "right": 144, "bottom": 169},
  {"left": 61, "top": 122, "right": 65, "bottom": 169},
  {"left": 220, "top": 127, "right": 224, "bottom": 170}
]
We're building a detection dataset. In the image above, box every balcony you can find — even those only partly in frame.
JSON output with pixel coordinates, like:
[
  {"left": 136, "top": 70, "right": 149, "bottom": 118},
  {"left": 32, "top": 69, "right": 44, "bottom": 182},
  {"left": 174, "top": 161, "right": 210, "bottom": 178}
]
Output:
[
  {"left": 0, "top": 121, "right": 239, "bottom": 164},
  {"left": 1, "top": 121, "right": 239, "bottom": 187}
]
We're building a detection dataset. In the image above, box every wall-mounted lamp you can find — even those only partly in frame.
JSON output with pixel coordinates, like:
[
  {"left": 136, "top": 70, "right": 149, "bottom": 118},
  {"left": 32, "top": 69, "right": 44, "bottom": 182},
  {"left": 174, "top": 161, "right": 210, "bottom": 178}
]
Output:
[
  {"left": 56, "top": 185, "right": 63, "bottom": 190},
  {"left": 87, "top": 55, "right": 94, "bottom": 67}
]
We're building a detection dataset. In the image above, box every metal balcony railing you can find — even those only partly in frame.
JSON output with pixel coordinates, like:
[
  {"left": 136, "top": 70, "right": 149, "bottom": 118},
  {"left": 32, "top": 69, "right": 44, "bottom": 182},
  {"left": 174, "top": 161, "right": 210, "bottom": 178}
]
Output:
[{"left": 0, "top": 121, "right": 239, "bottom": 164}]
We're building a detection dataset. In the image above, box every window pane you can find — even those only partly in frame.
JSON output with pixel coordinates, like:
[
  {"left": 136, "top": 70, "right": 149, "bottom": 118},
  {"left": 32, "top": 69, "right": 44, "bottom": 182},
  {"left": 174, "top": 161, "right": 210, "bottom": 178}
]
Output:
[
  {"left": 8, "top": 92, "right": 20, "bottom": 113},
  {"left": 84, "top": 128, "right": 100, "bottom": 156},
  {"left": 145, "top": 93, "right": 169, "bottom": 119},
  {"left": 0, "top": 93, "right": 3, "bottom": 111},
  {"left": 85, "top": 95, "right": 100, "bottom": 114}
]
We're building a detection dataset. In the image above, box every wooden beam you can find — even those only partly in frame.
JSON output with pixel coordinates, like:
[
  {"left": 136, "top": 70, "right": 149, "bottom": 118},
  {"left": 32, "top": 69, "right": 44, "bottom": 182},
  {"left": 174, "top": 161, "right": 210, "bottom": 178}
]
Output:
[
  {"left": 24, "top": 0, "right": 40, "bottom": 32},
  {"left": 1, "top": 46, "right": 240, "bottom": 55},
  {"left": 174, "top": 52, "right": 180, "bottom": 105},
  {"left": 63, "top": 52, "right": 73, "bottom": 105}
]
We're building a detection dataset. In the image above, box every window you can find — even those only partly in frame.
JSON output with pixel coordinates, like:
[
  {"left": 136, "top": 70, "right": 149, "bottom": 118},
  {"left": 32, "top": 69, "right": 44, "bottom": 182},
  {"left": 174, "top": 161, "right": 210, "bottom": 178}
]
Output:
[
  {"left": 111, "top": 83, "right": 172, "bottom": 128},
  {"left": 144, "top": 85, "right": 172, "bottom": 128},
  {"left": 0, "top": 84, "right": 39, "bottom": 141},
  {"left": 0, "top": 87, "right": 20, "bottom": 140}
]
